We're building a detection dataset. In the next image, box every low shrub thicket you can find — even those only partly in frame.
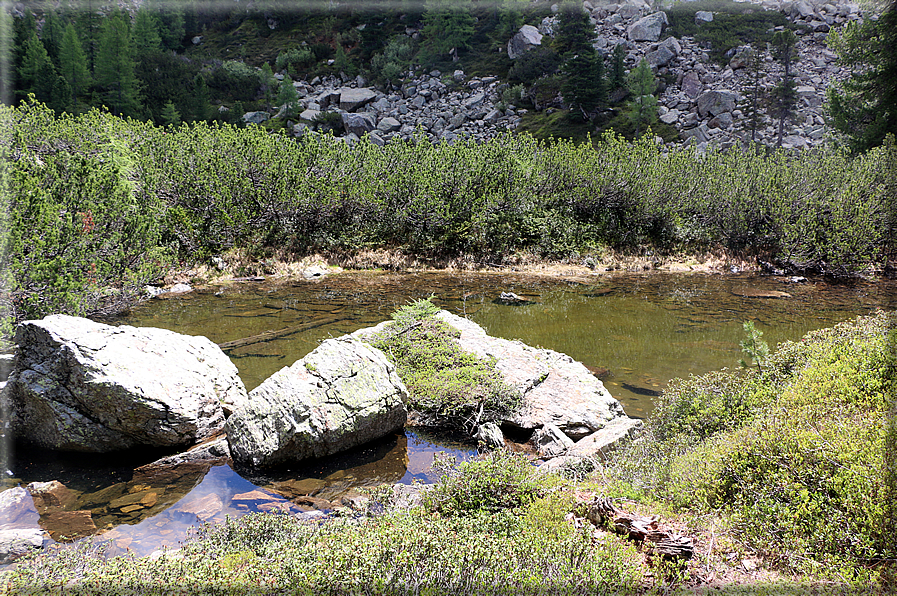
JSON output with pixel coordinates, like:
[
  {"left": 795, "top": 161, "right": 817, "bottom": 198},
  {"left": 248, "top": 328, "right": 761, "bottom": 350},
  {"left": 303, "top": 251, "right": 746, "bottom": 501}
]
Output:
[
  {"left": 5, "top": 100, "right": 896, "bottom": 329},
  {"left": 609, "top": 311, "right": 896, "bottom": 582}
]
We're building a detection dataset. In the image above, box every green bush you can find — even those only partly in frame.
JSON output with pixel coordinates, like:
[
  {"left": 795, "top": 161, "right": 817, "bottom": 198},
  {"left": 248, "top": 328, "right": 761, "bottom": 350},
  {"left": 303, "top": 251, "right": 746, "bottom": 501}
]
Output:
[
  {"left": 612, "top": 311, "right": 897, "bottom": 581},
  {"left": 422, "top": 449, "right": 547, "bottom": 516}
]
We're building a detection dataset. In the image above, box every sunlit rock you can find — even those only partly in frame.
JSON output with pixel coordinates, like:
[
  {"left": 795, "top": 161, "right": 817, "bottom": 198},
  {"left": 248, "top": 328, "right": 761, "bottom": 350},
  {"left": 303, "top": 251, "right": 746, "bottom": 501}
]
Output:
[
  {"left": 226, "top": 337, "right": 408, "bottom": 469},
  {"left": 9, "top": 315, "right": 247, "bottom": 452}
]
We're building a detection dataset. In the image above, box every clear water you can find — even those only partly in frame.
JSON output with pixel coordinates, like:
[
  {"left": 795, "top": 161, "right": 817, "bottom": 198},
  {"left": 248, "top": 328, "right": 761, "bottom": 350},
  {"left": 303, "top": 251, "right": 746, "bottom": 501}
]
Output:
[{"left": 4, "top": 271, "right": 895, "bottom": 559}]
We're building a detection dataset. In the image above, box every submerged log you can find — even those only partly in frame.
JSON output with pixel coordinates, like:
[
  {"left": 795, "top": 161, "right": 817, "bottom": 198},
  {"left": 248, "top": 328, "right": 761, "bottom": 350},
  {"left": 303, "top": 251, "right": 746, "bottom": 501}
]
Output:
[
  {"left": 218, "top": 316, "right": 350, "bottom": 350},
  {"left": 586, "top": 495, "right": 694, "bottom": 560}
]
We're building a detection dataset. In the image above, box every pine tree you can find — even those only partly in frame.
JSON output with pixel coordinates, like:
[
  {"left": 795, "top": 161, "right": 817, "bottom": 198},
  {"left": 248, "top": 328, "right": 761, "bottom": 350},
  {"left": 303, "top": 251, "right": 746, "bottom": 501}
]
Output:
[
  {"left": 14, "top": 11, "right": 38, "bottom": 73},
  {"left": 19, "top": 32, "right": 55, "bottom": 101},
  {"left": 740, "top": 47, "right": 767, "bottom": 144},
  {"left": 422, "top": 0, "right": 476, "bottom": 57},
  {"left": 191, "top": 74, "right": 210, "bottom": 121},
  {"left": 276, "top": 75, "right": 300, "bottom": 118},
  {"left": 59, "top": 23, "right": 91, "bottom": 100},
  {"left": 41, "top": 11, "right": 65, "bottom": 65},
  {"left": 94, "top": 12, "right": 142, "bottom": 118},
  {"left": 259, "top": 63, "right": 277, "bottom": 111},
  {"left": 160, "top": 100, "right": 181, "bottom": 126},
  {"left": 770, "top": 29, "right": 797, "bottom": 147},
  {"left": 827, "top": 0, "right": 897, "bottom": 152},
  {"left": 556, "top": 1, "right": 604, "bottom": 117},
  {"left": 610, "top": 44, "right": 626, "bottom": 91},
  {"left": 131, "top": 8, "right": 163, "bottom": 58},
  {"left": 554, "top": 1, "right": 593, "bottom": 59},
  {"left": 49, "top": 74, "right": 72, "bottom": 114},
  {"left": 625, "top": 58, "right": 658, "bottom": 138}
]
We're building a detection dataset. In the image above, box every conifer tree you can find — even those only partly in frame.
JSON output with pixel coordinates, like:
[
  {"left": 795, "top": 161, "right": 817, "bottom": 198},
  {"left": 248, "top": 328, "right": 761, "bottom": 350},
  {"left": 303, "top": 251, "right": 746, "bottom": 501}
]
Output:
[
  {"left": 276, "top": 75, "right": 300, "bottom": 118},
  {"left": 610, "top": 44, "right": 626, "bottom": 91},
  {"left": 94, "top": 12, "right": 142, "bottom": 118},
  {"left": 19, "top": 32, "right": 55, "bottom": 101},
  {"left": 191, "top": 74, "right": 211, "bottom": 121},
  {"left": 556, "top": 1, "right": 605, "bottom": 117},
  {"left": 826, "top": 0, "right": 897, "bottom": 152},
  {"left": 770, "top": 29, "right": 797, "bottom": 147},
  {"left": 259, "top": 63, "right": 277, "bottom": 111},
  {"left": 131, "top": 8, "right": 163, "bottom": 58},
  {"left": 160, "top": 100, "right": 181, "bottom": 126},
  {"left": 625, "top": 58, "right": 658, "bottom": 138},
  {"left": 422, "top": 0, "right": 476, "bottom": 57},
  {"left": 59, "top": 23, "right": 91, "bottom": 100},
  {"left": 41, "top": 11, "right": 65, "bottom": 65},
  {"left": 740, "top": 46, "right": 767, "bottom": 144}
]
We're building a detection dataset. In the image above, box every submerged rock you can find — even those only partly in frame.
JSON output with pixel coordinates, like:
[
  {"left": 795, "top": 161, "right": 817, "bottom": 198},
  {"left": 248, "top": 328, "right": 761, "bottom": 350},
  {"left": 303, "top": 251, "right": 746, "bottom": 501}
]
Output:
[
  {"left": 9, "top": 315, "right": 247, "bottom": 452},
  {"left": 226, "top": 337, "right": 408, "bottom": 469}
]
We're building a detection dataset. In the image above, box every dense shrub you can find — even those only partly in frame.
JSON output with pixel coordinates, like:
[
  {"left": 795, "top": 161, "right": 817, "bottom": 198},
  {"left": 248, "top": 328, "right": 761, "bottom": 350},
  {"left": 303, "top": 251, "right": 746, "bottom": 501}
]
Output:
[
  {"left": 6, "top": 100, "right": 896, "bottom": 330},
  {"left": 609, "top": 311, "right": 897, "bottom": 580}
]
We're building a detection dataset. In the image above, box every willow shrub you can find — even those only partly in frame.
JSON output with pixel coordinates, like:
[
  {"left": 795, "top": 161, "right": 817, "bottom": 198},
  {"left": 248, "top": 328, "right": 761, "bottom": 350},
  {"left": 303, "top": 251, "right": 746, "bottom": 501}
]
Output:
[
  {"left": 611, "top": 311, "right": 896, "bottom": 581},
  {"left": 6, "top": 100, "right": 896, "bottom": 328}
]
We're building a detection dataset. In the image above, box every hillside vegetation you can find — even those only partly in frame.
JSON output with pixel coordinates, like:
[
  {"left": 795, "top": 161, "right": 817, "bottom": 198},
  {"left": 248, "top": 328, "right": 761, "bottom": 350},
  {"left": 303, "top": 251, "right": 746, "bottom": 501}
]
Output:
[{"left": 3, "top": 100, "right": 895, "bottom": 334}]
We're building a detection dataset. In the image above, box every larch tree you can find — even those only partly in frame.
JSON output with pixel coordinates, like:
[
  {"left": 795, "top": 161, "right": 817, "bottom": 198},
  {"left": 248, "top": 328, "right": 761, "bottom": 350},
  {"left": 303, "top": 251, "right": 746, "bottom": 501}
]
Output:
[{"left": 59, "top": 23, "right": 90, "bottom": 100}]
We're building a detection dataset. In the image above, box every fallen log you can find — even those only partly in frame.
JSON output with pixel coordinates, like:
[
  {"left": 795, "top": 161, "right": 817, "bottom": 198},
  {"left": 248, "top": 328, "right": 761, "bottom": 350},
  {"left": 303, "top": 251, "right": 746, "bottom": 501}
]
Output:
[
  {"left": 586, "top": 495, "right": 694, "bottom": 560},
  {"left": 218, "top": 316, "right": 351, "bottom": 350}
]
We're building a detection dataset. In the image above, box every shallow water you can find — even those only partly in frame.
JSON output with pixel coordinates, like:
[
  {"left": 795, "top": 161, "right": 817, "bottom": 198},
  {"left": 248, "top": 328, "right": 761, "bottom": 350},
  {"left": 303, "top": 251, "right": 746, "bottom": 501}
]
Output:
[{"left": 4, "top": 270, "right": 896, "bottom": 559}]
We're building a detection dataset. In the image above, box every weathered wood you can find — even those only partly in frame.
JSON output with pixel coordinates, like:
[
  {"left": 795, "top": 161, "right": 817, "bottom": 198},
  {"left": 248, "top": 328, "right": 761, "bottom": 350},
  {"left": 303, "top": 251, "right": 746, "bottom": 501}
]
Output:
[
  {"left": 586, "top": 495, "right": 694, "bottom": 560},
  {"left": 218, "top": 316, "right": 350, "bottom": 350}
]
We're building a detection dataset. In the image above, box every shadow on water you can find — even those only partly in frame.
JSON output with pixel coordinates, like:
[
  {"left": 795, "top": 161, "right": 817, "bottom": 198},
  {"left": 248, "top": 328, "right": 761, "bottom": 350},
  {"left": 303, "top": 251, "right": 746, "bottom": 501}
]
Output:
[{"left": 3, "top": 270, "right": 896, "bottom": 560}]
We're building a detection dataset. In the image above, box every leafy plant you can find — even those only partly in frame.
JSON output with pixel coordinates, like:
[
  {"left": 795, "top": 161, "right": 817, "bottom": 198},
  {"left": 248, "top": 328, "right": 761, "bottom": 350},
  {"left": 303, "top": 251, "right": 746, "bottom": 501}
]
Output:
[{"left": 738, "top": 320, "right": 769, "bottom": 371}]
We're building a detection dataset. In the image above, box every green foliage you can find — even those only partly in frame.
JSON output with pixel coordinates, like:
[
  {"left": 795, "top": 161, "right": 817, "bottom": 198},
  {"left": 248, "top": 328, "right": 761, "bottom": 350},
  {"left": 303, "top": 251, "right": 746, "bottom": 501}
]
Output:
[
  {"left": 667, "top": 0, "right": 796, "bottom": 64},
  {"left": 2, "top": 498, "right": 644, "bottom": 593},
  {"left": 274, "top": 75, "right": 300, "bottom": 119},
  {"left": 738, "top": 320, "right": 769, "bottom": 371},
  {"left": 422, "top": 449, "right": 546, "bottom": 515},
  {"left": 625, "top": 59, "right": 657, "bottom": 138},
  {"left": 422, "top": 0, "right": 476, "bottom": 58},
  {"left": 367, "top": 299, "right": 520, "bottom": 430},
  {"left": 274, "top": 47, "right": 314, "bottom": 74},
  {"left": 6, "top": 101, "right": 171, "bottom": 324},
  {"left": 94, "top": 12, "right": 142, "bottom": 118},
  {"left": 507, "top": 46, "right": 562, "bottom": 86},
  {"left": 207, "top": 60, "right": 259, "bottom": 103},
  {"left": 826, "top": 0, "right": 897, "bottom": 153},
  {"left": 369, "top": 36, "right": 414, "bottom": 86},
  {"left": 611, "top": 311, "right": 897, "bottom": 581},
  {"left": 59, "top": 23, "right": 90, "bottom": 99}
]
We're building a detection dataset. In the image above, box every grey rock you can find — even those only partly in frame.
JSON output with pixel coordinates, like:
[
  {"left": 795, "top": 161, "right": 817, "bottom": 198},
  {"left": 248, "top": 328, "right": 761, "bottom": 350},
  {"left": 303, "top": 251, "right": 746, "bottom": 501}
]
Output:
[
  {"left": 508, "top": 24, "right": 543, "bottom": 59},
  {"left": 695, "top": 10, "right": 713, "bottom": 24},
  {"left": 226, "top": 337, "right": 408, "bottom": 469},
  {"left": 567, "top": 417, "right": 644, "bottom": 459},
  {"left": 342, "top": 112, "right": 376, "bottom": 137},
  {"left": 531, "top": 422, "right": 574, "bottom": 458},
  {"left": 627, "top": 12, "right": 668, "bottom": 42},
  {"left": 474, "top": 422, "right": 505, "bottom": 449},
  {"left": 0, "top": 528, "right": 45, "bottom": 564},
  {"left": 242, "top": 111, "right": 269, "bottom": 125},
  {"left": 708, "top": 112, "right": 734, "bottom": 129},
  {"left": 339, "top": 87, "right": 377, "bottom": 112},
  {"left": 697, "top": 89, "right": 737, "bottom": 117},
  {"left": 10, "top": 315, "right": 247, "bottom": 452},
  {"left": 681, "top": 71, "right": 703, "bottom": 99},
  {"left": 452, "top": 69, "right": 466, "bottom": 82},
  {"left": 647, "top": 44, "right": 676, "bottom": 67},
  {"left": 377, "top": 117, "right": 402, "bottom": 133},
  {"left": 431, "top": 312, "right": 632, "bottom": 440}
]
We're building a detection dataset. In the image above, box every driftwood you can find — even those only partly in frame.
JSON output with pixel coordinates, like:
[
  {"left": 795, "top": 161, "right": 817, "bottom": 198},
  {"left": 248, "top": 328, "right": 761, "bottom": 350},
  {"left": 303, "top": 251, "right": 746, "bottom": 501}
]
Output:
[
  {"left": 218, "top": 316, "right": 350, "bottom": 350},
  {"left": 586, "top": 496, "right": 694, "bottom": 560}
]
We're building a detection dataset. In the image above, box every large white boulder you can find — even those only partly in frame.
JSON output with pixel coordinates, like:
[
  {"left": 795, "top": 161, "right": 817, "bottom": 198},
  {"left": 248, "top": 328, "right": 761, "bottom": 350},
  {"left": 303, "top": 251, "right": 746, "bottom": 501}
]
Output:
[
  {"left": 226, "top": 337, "right": 408, "bottom": 469},
  {"left": 9, "top": 315, "right": 247, "bottom": 452}
]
